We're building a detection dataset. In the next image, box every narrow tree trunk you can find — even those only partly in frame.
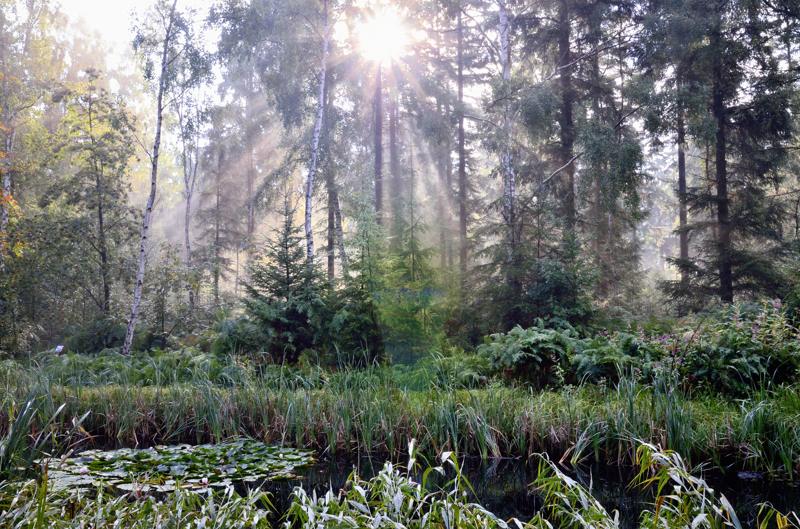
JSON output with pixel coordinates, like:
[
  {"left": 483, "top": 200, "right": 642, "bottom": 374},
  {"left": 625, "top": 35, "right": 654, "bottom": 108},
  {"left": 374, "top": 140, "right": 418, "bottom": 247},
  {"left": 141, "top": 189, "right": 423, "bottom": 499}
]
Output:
[
  {"left": 711, "top": 25, "right": 733, "bottom": 303},
  {"left": 304, "top": 0, "right": 329, "bottom": 264},
  {"left": 332, "top": 190, "right": 348, "bottom": 275},
  {"left": 389, "top": 86, "right": 401, "bottom": 246},
  {"left": 178, "top": 102, "right": 199, "bottom": 314},
  {"left": 184, "top": 188, "right": 195, "bottom": 311},
  {"left": 327, "top": 183, "right": 335, "bottom": 281},
  {"left": 245, "top": 73, "right": 256, "bottom": 247},
  {"left": 96, "top": 174, "right": 111, "bottom": 315},
  {"left": 213, "top": 148, "right": 223, "bottom": 306},
  {"left": 498, "top": 1, "right": 517, "bottom": 256},
  {"left": 121, "top": 0, "right": 177, "bottom": 356},
  {"left": 0, "top": 130, "right": 15, "bottom": 270},
  {"left": 557, "top": 0, "right": 576, "bottom": 239},
  {"left": 374, "top": 65, "right": 384, "bottom": 225},
  {"left": 676, "top": 90, "right": 689, "bottom": 287},
  {"left": 457, "top": 10, "right": 468, "bottom": 278}
]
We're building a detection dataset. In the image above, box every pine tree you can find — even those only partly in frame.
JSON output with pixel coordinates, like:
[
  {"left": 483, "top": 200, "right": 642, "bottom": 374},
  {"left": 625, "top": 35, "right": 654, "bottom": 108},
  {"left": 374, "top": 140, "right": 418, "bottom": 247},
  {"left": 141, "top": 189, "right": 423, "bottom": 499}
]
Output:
[{"left": 244, "top": 196, "right": 326, "bottom": 364}]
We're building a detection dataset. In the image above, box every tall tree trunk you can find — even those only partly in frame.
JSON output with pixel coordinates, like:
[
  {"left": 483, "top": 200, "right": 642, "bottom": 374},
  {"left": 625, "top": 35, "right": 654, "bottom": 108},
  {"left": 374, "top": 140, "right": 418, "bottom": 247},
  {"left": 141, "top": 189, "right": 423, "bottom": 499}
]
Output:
[
  {"left": 122, "top": 0, "right": 177, "bottom": 356},
  {"left": 557, "top": 0, "right": 576, "bottom": 239},
  {"left": 711, "top": 24, "right": 733, "bottom": 303},
  {"left": 327, "top": 183, "right": 335, "bottom": 281},
  {"left": 304, "top": 0, "right": 329, "bottom": 264},
  {"left": 332, "top": 190, "right": 348, "bottom": 275},
  {"left": 374, "top": 65, "right": 384, "bottom": 225},
  {"left": 676, "top": 85, "right": 689, "bottom": 287},
  {"left": 245, "top": 72, "right": 256, "bottom": 247},
  {"left": 96, "top": 172, "right": 111, "bottom": 315},
  {"left": 389, "top": 85, "right": 401, "bottom": 246},
  {"left": 0, "top": 130, "right": 14, "bottom": 271},
  {"left": 178, "top": 102, "right": 199, "bottom": 313},
  {"left": 213, "top": 147, "right": 223, "bottom": 306},
  {"left": 184, "top": 185, "right": 195, "bottom": 310},
  {"left": 87, "top": 97, "right": 111, "bottom": 315},
  {"left": 498, "top": 2, "right": 517, "bottom": 256},
  {"left": 457, "top": 10, "right": 468, "bottom": 278}
]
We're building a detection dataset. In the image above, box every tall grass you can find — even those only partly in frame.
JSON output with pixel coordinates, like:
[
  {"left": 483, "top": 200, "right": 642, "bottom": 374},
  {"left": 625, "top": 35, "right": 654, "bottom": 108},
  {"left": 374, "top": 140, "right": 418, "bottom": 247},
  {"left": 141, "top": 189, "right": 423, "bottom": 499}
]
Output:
[{"left": 3, "top": 362, "right": 800, "bottom": 475}]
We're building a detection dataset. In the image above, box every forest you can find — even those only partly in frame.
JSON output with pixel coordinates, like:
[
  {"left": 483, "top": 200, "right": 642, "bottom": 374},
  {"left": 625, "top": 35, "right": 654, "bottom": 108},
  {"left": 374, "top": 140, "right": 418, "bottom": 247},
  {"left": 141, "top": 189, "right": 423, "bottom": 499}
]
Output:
[{"left": 1, "top": 0, "right": 800, "bottom": 527}]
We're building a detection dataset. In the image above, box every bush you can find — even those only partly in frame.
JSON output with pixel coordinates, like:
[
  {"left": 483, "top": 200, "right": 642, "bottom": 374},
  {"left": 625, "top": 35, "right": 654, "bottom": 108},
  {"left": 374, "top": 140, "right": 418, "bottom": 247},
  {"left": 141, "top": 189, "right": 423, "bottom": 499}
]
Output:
[
  {"left": 430, "top": 344, "right": 490, "bottom": 389},
  {"left": 672, "top": 302, "right": 800, "bottom": 395},
  {"left": 64, "top": 318, "right": 127, "bottom": 354},
  {"left": 478, "top": 323, "right": 577, "bottom": 389},
  {"left": 210, "top": 317, "right": 266, "bottom": 356},
  {"left": 570, "top": 332, "right": 664, "bottom": 384}
]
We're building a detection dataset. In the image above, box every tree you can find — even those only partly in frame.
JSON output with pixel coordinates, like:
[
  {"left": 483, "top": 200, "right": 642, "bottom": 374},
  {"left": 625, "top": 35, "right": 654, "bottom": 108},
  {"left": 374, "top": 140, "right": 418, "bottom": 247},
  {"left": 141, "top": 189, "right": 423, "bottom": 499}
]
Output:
[
  {"left": 173, "top": 84, "right": 206, "bottom": 313},
  {"left": 659, "top": 0, "right": 795, "bottom": 304},
  {"left": 46, "top": 72, "right": 136, "bottom": 317},
  {"left": 194, "top": 107, "right": 246, "bottom": 308},
  {"left": 122, "top": 0, "right": 209, "bottom": 355},
  {"left": 304, "top": 0, "right": 331, "bottom": 263},
  {"left": 244, "top": 195, "right": 326, "bottom": 364}
]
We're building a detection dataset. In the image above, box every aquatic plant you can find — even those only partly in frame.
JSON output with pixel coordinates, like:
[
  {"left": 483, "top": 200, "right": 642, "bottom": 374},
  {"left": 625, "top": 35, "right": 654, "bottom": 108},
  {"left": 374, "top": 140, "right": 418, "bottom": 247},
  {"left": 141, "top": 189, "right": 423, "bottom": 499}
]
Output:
[
  {"left": 0, "top": 478, "right": 272, "bottom": 528},
  {"left": 46, "top": 439, "right": 314, "bottom": 492}
]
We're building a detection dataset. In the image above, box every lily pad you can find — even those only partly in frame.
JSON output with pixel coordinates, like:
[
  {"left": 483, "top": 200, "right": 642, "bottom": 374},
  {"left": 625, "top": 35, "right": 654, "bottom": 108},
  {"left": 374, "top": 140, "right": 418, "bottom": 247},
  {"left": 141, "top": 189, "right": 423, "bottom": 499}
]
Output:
[{"left": 46, "top": 440, "right": 314, "bottom": 492}]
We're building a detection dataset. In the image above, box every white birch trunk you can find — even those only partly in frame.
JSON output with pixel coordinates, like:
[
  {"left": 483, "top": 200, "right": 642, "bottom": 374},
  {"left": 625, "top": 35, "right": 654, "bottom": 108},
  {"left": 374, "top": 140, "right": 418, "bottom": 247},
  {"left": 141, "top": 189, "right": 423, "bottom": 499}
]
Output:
[
  {"left": 304, "top": 0, "right": 330, "bottom": 264},
  {"left": 121, "top": 0, "right": 178, "bottom": 355},
  {"left": 498, "top": 1, "right": 517, "bottom": 251}
]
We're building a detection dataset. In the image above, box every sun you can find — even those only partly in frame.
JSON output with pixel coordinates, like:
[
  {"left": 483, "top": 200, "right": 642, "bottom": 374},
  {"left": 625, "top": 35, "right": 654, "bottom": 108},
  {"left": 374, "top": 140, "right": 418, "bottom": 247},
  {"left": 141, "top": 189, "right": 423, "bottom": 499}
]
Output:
[{"left": 357, "top": 7, "right": 410, "bottom": 65}]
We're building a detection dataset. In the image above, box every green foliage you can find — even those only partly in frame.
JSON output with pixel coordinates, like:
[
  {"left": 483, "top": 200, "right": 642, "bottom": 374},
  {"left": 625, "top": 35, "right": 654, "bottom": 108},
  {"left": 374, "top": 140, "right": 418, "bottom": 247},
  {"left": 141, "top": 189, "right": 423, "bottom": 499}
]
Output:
[
  {"left": 328, "top": 275, "right": 384, "bottom": 367},
  {"left": 32, "top": 348, "right": 248, "bottom": 387},
  {"left": 244, "top": 199, "right": 327, "bottom": 364},
  {"left": 669, "top": 303, "right": 800, "bottom": 396},
  {"left": 64, "top": 318, "right": 127, "bottom": 354},
  {"left": 0, "top": 480, "right": 272, "bottom": 529},
  {"left": 211, "top": 316, "right": 267, "bottom": 357},
  {"left": 478, "top": 323, "right": 576, "bottom": 389}
]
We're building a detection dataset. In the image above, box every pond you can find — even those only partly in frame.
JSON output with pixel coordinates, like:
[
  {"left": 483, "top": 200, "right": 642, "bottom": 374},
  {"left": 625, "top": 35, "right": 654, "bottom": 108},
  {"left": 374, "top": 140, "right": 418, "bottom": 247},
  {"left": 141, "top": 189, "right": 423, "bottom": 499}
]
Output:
[
  {"left": 41, "top": 442, "right": 800, "bottom": 528},
  {"left": 264, "top": 455, "right": 800, "bottom": 528}
]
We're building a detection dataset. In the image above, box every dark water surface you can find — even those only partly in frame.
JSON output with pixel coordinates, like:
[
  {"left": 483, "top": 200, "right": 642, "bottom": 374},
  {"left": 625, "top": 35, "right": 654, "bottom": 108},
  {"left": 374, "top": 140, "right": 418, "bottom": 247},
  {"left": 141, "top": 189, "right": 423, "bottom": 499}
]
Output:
[{"left": 260, "top": 456, "right": 800, "bottom": 528}]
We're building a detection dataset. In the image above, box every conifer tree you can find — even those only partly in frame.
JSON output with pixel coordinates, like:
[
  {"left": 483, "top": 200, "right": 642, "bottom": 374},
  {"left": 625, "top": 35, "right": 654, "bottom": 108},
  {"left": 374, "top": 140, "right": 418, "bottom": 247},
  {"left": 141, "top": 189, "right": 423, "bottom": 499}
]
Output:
[{"left": 244, "top": 195, "right": 326, "bottom": 364}]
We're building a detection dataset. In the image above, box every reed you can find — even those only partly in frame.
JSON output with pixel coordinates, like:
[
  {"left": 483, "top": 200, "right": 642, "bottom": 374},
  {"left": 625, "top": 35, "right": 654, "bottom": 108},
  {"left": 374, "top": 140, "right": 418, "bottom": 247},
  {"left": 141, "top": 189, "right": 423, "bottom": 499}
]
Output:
[{"left": 3, "top": 368, "right": 800, "bottom": 475}]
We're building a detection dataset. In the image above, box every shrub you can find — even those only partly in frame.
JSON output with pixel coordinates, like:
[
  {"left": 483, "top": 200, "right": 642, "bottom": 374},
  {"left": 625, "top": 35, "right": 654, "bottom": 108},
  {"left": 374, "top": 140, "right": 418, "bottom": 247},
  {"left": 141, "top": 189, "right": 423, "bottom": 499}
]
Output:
[
  {"left": 64, "top": 318, "right": 126, "bottom": 354},
  {"left": 210, "top": 317, "right": 266, "bottom": 356},
  {"left": 478, "top": 323, "right": 577, "bottom": 388},
  {"left": 674, "top": 302, "right": 800, "bottom": 395}
]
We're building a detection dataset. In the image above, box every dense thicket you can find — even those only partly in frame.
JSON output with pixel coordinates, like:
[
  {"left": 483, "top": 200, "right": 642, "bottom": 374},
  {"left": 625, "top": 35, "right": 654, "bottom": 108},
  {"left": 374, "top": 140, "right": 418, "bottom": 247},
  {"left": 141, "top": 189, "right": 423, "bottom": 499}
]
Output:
[{"left": 0, "top": 0, "right": 798, "bottom": 360}]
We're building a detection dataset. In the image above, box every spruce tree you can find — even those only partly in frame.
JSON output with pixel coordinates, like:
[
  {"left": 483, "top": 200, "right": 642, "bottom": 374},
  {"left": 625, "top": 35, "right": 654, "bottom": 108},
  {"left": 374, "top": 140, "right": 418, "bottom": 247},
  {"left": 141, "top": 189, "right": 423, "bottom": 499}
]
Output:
[{"left": 244, "top": 195, "right": 326, "bottom": 364}]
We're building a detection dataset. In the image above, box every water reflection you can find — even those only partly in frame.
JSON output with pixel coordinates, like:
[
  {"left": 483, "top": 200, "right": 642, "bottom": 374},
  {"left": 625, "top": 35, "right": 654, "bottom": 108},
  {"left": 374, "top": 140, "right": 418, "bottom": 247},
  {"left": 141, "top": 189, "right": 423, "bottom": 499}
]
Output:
[{"left": 259, "top": 456, "right": 800, "bottom": 529}]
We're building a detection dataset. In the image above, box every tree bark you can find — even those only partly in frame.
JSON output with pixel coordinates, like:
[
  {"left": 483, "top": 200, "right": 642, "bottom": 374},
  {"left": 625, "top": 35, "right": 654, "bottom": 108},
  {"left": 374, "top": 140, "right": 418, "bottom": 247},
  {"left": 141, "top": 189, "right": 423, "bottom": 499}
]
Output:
[
  {"left": 389, "top": 84, "right": 401, "bottom": 246},
  {"left": 245, "top": 71, "right": 256, "bottom": 248},
  {"left": 373, "top": 65, "right": 384, "bottom": 225},
  {"left": 177, "top": 100, "right": 200, "bottom": 313},
  {"left": 457, "top": 10, "right": 468, "bottom": 278},
  {"left": 0, "top": 129, "right": 15, "bottom": 270},
  {"left": 676, "top": 86, "right": 689, "bottom": 287},
  {"left": 91, "top": 116, "right": 111, "bottom": 316},
  {"left": 304, "top": 0, "right": 329, "bottom": 264},
  {"left": 711, "top": 23, "right": 733, "bottom": 303},
  {"left": 332, "top": 189, "right": 348, "bottom": 275},
  {"left": 557, "top": 0, "right": 576, "bottom": 238},
  {"left": 121, "top": 0, "right": 178, "bottom": 356},
  {"left": 213, "top": 147, "right": 223, "bottom": 306},
  {"left": 498, "top": 1, "right": 517, "bottom": 255}
]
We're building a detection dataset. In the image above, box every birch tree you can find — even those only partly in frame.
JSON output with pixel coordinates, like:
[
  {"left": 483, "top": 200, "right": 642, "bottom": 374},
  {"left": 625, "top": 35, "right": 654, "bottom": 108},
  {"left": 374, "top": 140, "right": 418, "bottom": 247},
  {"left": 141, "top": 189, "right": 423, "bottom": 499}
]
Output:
[
  {"left": 497, "top": 1, "right": 517, "bottom": 257},
  {"left": 122, "top": 0, "right": 209, "bottom": 355},
  {"left": 174, "top": 88, "right": 205, "bottom": 312},
  {"left": 304, "top": 0, "right": 331, "bottom": 264}
]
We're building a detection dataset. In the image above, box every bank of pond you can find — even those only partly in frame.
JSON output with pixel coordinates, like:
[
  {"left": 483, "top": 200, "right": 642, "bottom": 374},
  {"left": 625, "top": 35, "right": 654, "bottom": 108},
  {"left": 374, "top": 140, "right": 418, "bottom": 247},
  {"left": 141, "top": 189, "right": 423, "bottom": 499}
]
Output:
[{"left": 1, "top": 439, "right": 798, "bottom": 528}]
